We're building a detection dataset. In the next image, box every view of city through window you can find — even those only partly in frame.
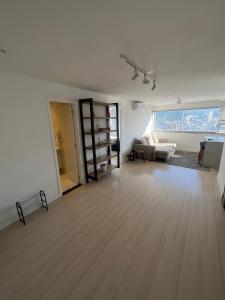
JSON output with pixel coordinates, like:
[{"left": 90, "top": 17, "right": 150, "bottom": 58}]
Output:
[{"left": 154, "top": 107, "right": 222, "bottom": 132}]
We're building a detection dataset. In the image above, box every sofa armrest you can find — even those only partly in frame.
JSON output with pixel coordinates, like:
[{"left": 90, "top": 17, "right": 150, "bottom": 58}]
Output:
[
  {"left": 158, "top": 138, "right": 169, "bottom": 143},
  {"left": 133, "top": 144, "right": 156, "bottom": 161}
]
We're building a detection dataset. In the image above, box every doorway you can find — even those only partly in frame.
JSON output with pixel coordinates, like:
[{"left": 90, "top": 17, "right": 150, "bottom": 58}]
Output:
[{"left": 50, "top": 102, "right": 80, "bottom": 194}]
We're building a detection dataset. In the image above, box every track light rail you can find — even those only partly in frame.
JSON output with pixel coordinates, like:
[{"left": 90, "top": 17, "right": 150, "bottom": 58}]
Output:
[{"left": 120, "top": 53, "right": 154, "bottom": 80}]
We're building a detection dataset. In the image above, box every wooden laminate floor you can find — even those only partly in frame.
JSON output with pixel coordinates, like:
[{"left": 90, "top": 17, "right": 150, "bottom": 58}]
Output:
[{"left": 0, "top": 162, "right": 225, "bottom": 300}]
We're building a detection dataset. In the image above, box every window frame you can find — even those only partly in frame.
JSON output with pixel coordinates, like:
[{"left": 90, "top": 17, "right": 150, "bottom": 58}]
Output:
[{"left": 152, "top": 107, "right": 222, "bottom": 134}]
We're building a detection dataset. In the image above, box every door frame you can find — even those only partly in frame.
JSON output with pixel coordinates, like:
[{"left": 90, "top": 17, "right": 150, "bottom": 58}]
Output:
[{"left": 46, "top": 97, "right": 83, "bottom": 196}]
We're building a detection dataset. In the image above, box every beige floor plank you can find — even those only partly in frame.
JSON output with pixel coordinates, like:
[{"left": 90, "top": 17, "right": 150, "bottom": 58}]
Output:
[
  {"left": 0, "top": 179, "right": 136, "bottom": 299},
  {"left": 67, "top": 179, "right": 162, "bottom": 300},
  {"left": 0, "top": 162, "right": 224, "bottom": 300},
  {"left": 39, "top": 177, "right": 151, "bottom": 300}
]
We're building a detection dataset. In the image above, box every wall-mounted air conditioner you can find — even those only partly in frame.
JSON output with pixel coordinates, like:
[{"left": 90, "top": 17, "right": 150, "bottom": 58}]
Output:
[{"left": 132, "top": 101, "right": 145, "bottom": 111}]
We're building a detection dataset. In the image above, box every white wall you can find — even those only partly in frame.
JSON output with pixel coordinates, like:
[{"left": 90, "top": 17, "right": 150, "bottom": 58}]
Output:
[
  {"left": 0, "top": 70, "right": 153, "bottom": 229},
  {"left": 218, "top": 146, "right": 225, "bottom": 196},
  {"left": 121, "top": 101, "right": 152, "bottom": 160},
  {"left": 152, "top": 100, "right": 222, "bottom": 112},
  {"left": 152, "top": 100, "right": 223, "bottom": 152},
  {"left": 0, "top": 70, "right": 118, "bottom": 229},
  {"left": 1, "top": 69, "right": 223, "bottom": 228}
]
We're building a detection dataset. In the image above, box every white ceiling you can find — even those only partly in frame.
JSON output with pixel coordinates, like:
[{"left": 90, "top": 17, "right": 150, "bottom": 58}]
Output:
[{"left": 0, "top": 0, "right": 225, "bottom": 104}]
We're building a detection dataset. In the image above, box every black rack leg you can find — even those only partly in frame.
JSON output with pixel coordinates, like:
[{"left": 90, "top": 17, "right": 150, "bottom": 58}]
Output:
[
  {"left": 16, "top": 202, "right": 26, "bottom": 225},
  {"left": 40, "top": 190, "right": 48, "bottom": 211}
]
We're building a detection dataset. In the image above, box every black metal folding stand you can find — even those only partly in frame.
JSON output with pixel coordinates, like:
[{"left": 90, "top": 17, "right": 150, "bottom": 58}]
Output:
[
  {"left": 16, "top": 190, "right": 48, "bottom": 225},
  {"left": 16, "top": 201, "right": 26, "bottom": 225}
]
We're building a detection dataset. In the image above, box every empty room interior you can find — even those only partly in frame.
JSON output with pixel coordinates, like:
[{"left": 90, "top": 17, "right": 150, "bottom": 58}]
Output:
[{"left": 1, "top": 1, "right": 225, "bottom": 299}]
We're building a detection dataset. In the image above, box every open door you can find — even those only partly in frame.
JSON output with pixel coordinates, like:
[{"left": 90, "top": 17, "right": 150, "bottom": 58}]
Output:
[{"left": 50, "top": 102, "right": 80, "bottom": 194}]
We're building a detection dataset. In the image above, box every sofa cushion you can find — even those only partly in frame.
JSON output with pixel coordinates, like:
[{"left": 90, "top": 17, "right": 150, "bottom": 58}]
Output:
[
  {"left": 155, "top": 142, "right": 176, "bottom": 149},
  {"left": 134, "top": 137, "right": 147, "bottom": 145},
  {"left": 156, "top": 146, "right": 174, "bottom": 161},
  {"left": 139, "top": 137, "right": 148, "bottom": 145},
  {"left": 152, "top": 133, "right": 159, "bottom": 144},
  {"left": 145, "top": 135, "right": 155, "bottom": 145},
  {"left": 156, "top": 146, "right": 173, "bottom": 155},
  {"left": 134, "top": 138, "right": 141, "bottom": 144}
]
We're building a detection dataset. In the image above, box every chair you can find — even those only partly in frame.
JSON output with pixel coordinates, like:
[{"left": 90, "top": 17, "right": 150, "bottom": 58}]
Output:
[{"left": 198, "top": 141, "right": 205, "bottom": 164}]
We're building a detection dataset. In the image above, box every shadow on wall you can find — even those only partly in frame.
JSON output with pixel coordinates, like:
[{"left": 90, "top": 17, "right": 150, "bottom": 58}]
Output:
[{"left": 122, "top": 100, "right": 152, "bottom": 161}]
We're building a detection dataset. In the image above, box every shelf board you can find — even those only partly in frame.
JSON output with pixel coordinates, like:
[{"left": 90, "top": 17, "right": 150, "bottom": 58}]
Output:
[
  {"left": 84, "top": 130, "right": 117, "bottom": 135},
  {"left": 92, "top": 101, "right": 110, "bottom": 107},
  {"left": 89, "top": 165, "right": 117, "bottom": 179},
  {"left": 82, "top": 116, "right": 116, "bottom": 119},
  {"left": 80, "top": 99, "right": 117, "bottom": 107},
  {"left": 87, "top": 153, "right": 117, "bottom": 165},
  {"left": 86, "top": 141, "right": 113, "bottom": 150}
]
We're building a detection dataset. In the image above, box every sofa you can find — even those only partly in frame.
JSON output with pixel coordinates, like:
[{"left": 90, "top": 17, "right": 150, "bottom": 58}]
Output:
[{"left": 133, "top": 134, "right": 176, "bottom": 162}]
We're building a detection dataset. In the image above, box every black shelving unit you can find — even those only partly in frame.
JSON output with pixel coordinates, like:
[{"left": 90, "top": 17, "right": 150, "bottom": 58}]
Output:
[{"left": 79, "top": 98, "right": 120, "bottom": 182}]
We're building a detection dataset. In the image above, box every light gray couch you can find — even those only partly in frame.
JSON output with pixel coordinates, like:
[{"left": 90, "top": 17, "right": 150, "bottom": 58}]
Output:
[{"left": 133, "top": 137, "right": 176, "bottom": 162}]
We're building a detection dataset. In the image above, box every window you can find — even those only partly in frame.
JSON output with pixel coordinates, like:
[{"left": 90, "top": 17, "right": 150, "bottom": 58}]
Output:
[
  {"left": 153, "top": 107, "right": 221, "bottom": 132},
  {"left": 109, "top": 105, "right": 117, "bottom": 140},
  {"left": 220, "top": 125, "right": 225, "bottom": 133}
]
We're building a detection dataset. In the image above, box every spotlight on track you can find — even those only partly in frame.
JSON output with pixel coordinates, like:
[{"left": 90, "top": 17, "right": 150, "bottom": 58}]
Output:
[
  {"left": 0, "top": 49, "right": 7, "bottom": 54},
  {"left": 143, "top": 75, "right": 150, "bottom": 84},
  {"left": 132, "top": 68, "right": 139, "bottom": 80},
  {"left": 120, "top": 53, "right": 157, "bottom": 89},
  {"left": 152, "top": 79, "right": 156, "bottom": 90}
]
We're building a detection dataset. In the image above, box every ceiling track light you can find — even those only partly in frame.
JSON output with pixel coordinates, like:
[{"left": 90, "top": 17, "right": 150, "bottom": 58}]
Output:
[
  {"left": 120, "top": 53, "right": 156, "bottom": 89},
  {"left": 132, "top": 68, "right": 139, "bottom": 80},
  {"left": 152, "top": 79, "right": 156, "bottom": 90},
  {"left": 143, "top": 75, "right": 150, "bottom": 84},
  {"left": 0, "top": 49, "right": 7, "bottom": 54}
]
